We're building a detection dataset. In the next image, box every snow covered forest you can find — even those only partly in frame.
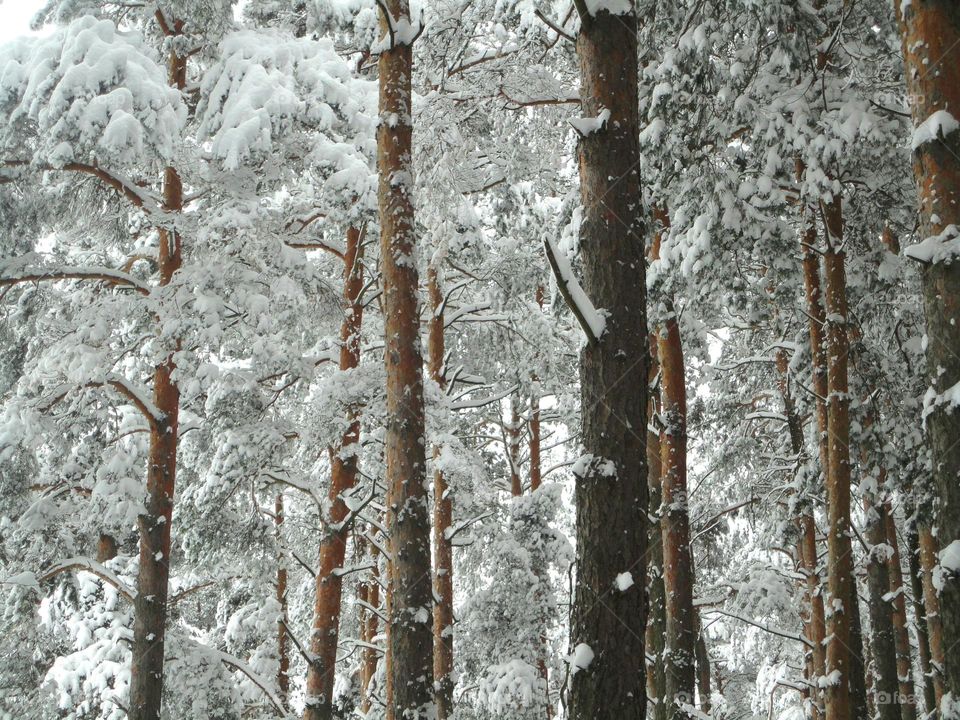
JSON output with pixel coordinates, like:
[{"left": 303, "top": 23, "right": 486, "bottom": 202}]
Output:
[{"left": 1, "top": 0, "right": 959, "bottom": 719}]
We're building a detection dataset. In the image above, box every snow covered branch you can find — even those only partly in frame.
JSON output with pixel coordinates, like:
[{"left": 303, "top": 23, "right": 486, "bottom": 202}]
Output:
[
  {"left": 543, "top": 236, "right": 605, "bottom": 343},
  {"left": 0, "top": 261, "right": 152, "bottom": 296},
  {"left": 36, "top": 558, "right": 136, "bottom": 603},
  {"left": 703, "top": 607, "right": 813, "bottom": 648},
  {"left": 210, "top": 648, "right": 290, "bottom": 717}
]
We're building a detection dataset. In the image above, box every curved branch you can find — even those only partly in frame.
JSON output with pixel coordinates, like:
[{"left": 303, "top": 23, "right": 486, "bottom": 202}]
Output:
[
  {"left": 0, "top": 265, "right": 152, "bottom": 296},
  {"left": 36, "top": 557, "right": 136, "bottom": 603},
  {"left": 212, "top": 648, "right": 290, "bottom": 717}
]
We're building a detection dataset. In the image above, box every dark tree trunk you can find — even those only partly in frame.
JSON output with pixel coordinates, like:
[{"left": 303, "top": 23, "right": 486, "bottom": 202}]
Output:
[
  {"left": 276, "top": 494, "right": 290, "bottom": 702},
  {"left": 304, "top": 226, "right": 365, "bottom": 720},
  {"left": 647, "top": 368, "right": 667, "bottom": 720},
  {"left": 377, "top": 8, "right": 434, "bottom": 716},
  {"left": 897, "top": 3, "right": 960, "bottom": 708},
  {"left": 882, "top": 503, "right": 917, "bottom": 720},
  {"left": 569, "top": 9, "right": 648, "bottom": 720}
]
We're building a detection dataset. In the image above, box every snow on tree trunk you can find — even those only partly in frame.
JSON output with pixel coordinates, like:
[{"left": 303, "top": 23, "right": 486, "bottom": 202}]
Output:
[
  {"left": 359, "top": 535, "right": 382, "bottom": 714},
  {"left": 658, "top": 305, "right": 696, "bottom": 720},
  {"left": 863, "top": 488, "right": 900, "bottom": 720},
  {"left": 821, "top": 192, "right": 858, "bottom": 720},
  {"left": 897, "top": 5, "right": 960, "bottom": 712},
  {"left": 304, "top": 225, "right": 365, "bottom": 720},
  {"left": 905, "top": 514, "right": 938, "bottom": 714},
  {"left": 276, "top": 494, "right": 290, "bottom": 702},
  {"left": 647, "top": 388, "right": 668, "bottom": 720},
  {"left": 882, "top": 502, "right": 918, "bottom": 720},
  {"left": 129, "top": 38, "right": 186, "bottom": 718},
  {"left": 377, "top": 5, "right": 435, "bottom": 716},
  {"left": 429, "top": 265, "right": 455, "bottom": 720},
  {"left": 508, "top": 399, "right": 523, "bottom": 497},
  {"left": 568, "top": 9, "right": 649, "bottom": 720},
  {"left": 918, "top": 519, "right": 946, "bottom": 707}
]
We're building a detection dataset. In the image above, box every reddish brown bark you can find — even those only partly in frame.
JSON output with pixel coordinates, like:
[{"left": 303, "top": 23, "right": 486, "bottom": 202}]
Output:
[
  {"left": 897, "top": 2, "right": 960, "bottom": 704},
  {"left": 377, "top": 8, "right": 434, "bottom": 716},
  {"left": 569, "top": 10, "right": 648, "bottom": 719},
  {"left": 129, "top": 35, "right": 185, "bottom": 720},
  {"left": 918, "top": 524, "right": 946, "bottom": 706},
  {"left": 304, "top": 225, "right": 365, "bottom": 720},
  {"left": 821, "top": 193, "right": 856, "bottom": 720},
  {"left": 429, "top": 266, "right": 455, "bottom": 720},
  {"left": 359, "top": 535, "right": 381, "bottom": 714},
  {"left": 507, "top": 399, "right": 523, "bottom": 497}
]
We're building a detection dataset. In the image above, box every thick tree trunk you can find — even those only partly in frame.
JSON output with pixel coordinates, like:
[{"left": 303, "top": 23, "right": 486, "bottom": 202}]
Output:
[
  {"left": 897, "top": 3, "right": 960, "bottom": 708},
  {"left": 429, "top": 266, "right": 455, "bottom": 720},
  {"left": 863, "top": 491, "right": 900, "bottom": 720},
  {"left": 905, "top": 517, "right": 936, "bottom": 714},
  {"left": 377, "top": 9, "right": 434, "bottom": 717},
  {"left": 276, "top": 494, "right": 290, "bottom": 702},
  {"left": 129, "top": 40, "right": 185, "bottom": 720},
  {"left": 820, "top": 193, "right": 858, "bottom": 720},
  {"left": 569, "top": 10, "right": 648, "bottom": 720},
  {"left": 918, "top": 521, "right": 946, "bottom": 706},
  {"left": 882, "top": 503, "right": 917, "bottom": 720},
  {"left": 304, "top": 226, "right": 365, "bottom": 720},
  {"left": 849, "top": 597, "right": 869, "bottom": 720}
]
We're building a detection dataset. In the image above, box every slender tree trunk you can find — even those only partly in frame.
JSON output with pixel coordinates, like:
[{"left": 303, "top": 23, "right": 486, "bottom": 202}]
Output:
[
  {"left": 647, "top": 350, "right": 667, "bottom": 720},
  {"left": 694, "top": 614, "right": 711, "bottom": 714},
  {"left": 569, "top": 9, "right": 648, "bottom": 719},
  {"left": 429, "top": 266, "right": 455, "bottom": 720},
  {"left": 820, "top": 193, "right": 858, "bottom": 720},
  {"left": 528, "top": 380, "right": 551, "bottom": 717},
  {"left": 775, "top": 348, "right": 826, "bottom": 720},
  {"left": 507, "top": 399, "right": 523, "bottom": 497},
  {"left": 863, "top": 490, "right": 900, "bottom": 720},
  {"left": 658, "top": 305, "right": 696, "bottom": 720},
  {"left": 359, "top": 535, "right": 381, "bottom": 714},
  {"left": 882, "top": 503, "right": 917, "bottom": 720},
  {"left": 304, "top": 226, "right": 366, "bottom": 720},
  {"left": 798, "top": 206, "right": 829, "bottom": 720},
  {"left": 905, "top": 516, "right": 937, "bottom": 714},
  {"left": 276, "top": 494, "right": 290, "bottom": 702},
  {"left": 849, "top": 595, "right": 869, "bottom": 720},
  {"left": 897, "top": 4, "right": 960, "bottom": 708},
  {"left": 129, "top": 38, "right": 185, "bottom": 720},
  {"left": 377, "top": 9, "right": 434, "bottom": 716}
]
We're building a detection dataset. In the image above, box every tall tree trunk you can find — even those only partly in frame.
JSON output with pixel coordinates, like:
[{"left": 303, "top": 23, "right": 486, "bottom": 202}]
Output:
[
  {"left": 129, "top": 36, "right": 185, "bottom": 720},
  {"left": 647, "top": 350, "right": 667, "bottom": 720},
  {"left": 798, "top": 201, "right": 829, "bottom": 719},
  {"left": 359, "top": 535, "right": 381, "bottom": 714},
  {"left": 304, "top": 226, "right": 366, "bottom": 720},
  {"left": 897, "top": 3, "right": 960, "bottom": 708},
  {"left": 529, "top": 379, "right": 551, "bottom": 717},
  {"left": 849, "top": 594, "right": 869, "bottom": 720},
  {"left": 569, "top": 9, "right": 648, "bottom": 719},
  {"left": 905, "top": 515, "right": 937, "bottom": 714},
  {"left": 863, "top": 490, "right": 900, "bottom": 720},
  {"left": 276, "top": 494, "right": 290, "bottom": 702},
  {"left": 775, "top": 348, "right": 826, "bottom": 720},
  {"left": 429, "top": 266, "right": 455, "bottom": 720},
  {"left": 694, "top": 614, "right": 711, "bottom": 714},
  {"left": 882, "top": 503, "right": 918, "bottom": 720},
  {"left": 918, "top": 520, "right": 946, "bottom": 707},
  {"left": 377, "top": 8, "right": 434, "bottom": 717},
  {"left": 658, "top": 305, "right": 696, "bottom": 720},
  {"left": 820, "top": 193, "right": 858, "bottom": 720}
]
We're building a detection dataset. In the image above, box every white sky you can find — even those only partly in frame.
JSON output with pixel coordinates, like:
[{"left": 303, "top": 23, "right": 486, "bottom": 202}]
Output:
[{"left": 0, "top": 0, "right": 48, "bottom": 45}]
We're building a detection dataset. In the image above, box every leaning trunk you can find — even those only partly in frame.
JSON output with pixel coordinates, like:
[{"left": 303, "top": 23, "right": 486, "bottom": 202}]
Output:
[
  {"left": 304, "top": 226, "right": 365, "bottom": 720},
  {"left": 377, "top": 7, "right": 434, "bottom": 716},
  {"left": 897, "top": 2, "right": 960, "bottom": 706},
  {"left": 569, "top": 9, "right": 649, "bottom": 719},
  {"left": 129, "top": 42, "right": 186, "bottom": 720}
]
